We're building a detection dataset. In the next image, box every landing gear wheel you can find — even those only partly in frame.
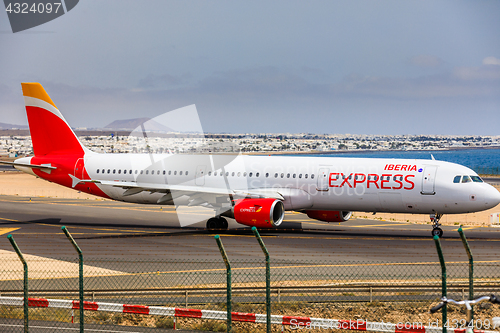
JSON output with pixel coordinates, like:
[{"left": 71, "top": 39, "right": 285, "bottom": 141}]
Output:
[
  {"left": 206, "top": 218, "right": 219, "bottom": 230},
  {"left": 432, "top": 228, "right": 443, "bottom": 238},
  {"left": 220, "top": 218, "right": 228, "bottom": 230},
  {"left": 206, "top": 217, "right": 228, "bottom": 230}
]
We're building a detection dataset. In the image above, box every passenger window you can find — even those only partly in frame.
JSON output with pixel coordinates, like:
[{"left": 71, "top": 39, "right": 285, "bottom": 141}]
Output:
[
  {"left": 107, "top": 169, "right": 110, "bottom": 174},
  {"left": 453, "top": 176, "right": 461, "bottom": 183},
  {"left": 281, "top": 173, "right": 284, "bottom": 178},
  {"left": 174, "top": 171, "right": 177, "bottom": 175},
  {"left": 185, "top": 171, "right": 189, "bottom": 176},
  {"left": 168, "top": 171, "right": 171, "bottom": 175},
  {"left": 232, "top": 172, "right": 235, "bottom": 176},
  {"left": 249, "top": 172, "right": 253, "bottom": 177},
  {"left": 180, "top": 171, "right": 183, "bottom": 176},
  {"left": 163, "top": 170, "right": 166, "bottom": 175},
  {"left": 243, "top": 172, "right": 247, "bottom": 177},
  {"left": 123, "top": 170, "right": 126, "bottom": 174},
  {"left": 140, "top": 170, "right": 143, "bottom": 175},
  {"left": 157, "top": 170, "right": 160, "bottom": 175},
  {"left": 287, "top": 173, "right": 290, "bottom": 178},
  {"left": 113, "top": 170, "right": 116, "bottom": 174},
  {"left": 135, "top": 170, "right": 138, "bottom": 174},
  {"left": 237, "top": 172, "right": 241, "bottom": 177},
  {"left": 256, "top": 172, "right": 260, "bottom": 177},
  {"left": 305, "top": 174, "right": 308, "bottom": 179},
  {"left": 214, "top": 172, "right": 217, "bottom": 176},
  {"left": 462, "top": 175, "right": 471, "bottom": 183},
  {"left": 299, "top": 174, "right": 302, "bottom": 178},
  {"left": 102, "top": 169, "right": 105, "bottom": 174},
  {"left": 274, "top": 173, "right": 278, "bottom": 178},
  {"left": 97, "top": 169, "right": 99, "bottom": 173},
  {"left": 146, "top": 170, "right": 149, "bottom": 175},
  {"left": 226, "top": 172, "right": 229, "bottom": 176},
  {"left": 266, "top": 173, "right": 269, "bottom": 178},
  {"left": 471, "top": 176, "right": 483, "bottom": 183},
  {"left": 208, "top": 171, "right": 212, "bottom": 176},
  {"left": 311, "top": 174, "right": 315, "bottom": 179},
  {"left": 130, "top": 170, "right": 132, "bottom": 174},
  {"left": 293, "top": 174, "right": 296, "bottom": 178}
]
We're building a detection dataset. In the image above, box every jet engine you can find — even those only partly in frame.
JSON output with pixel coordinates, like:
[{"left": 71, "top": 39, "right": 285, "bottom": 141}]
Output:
[
  {"left": 305, "top": 210, "right": 352, "bottom": 222},
  {"left": 232, "top": 198, "right": 285, "bottom": 228}
]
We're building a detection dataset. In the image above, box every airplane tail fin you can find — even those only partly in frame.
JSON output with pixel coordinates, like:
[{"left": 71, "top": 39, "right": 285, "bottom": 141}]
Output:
[{"left": 21, "top": 83, "right": 86, "bottom": 157}]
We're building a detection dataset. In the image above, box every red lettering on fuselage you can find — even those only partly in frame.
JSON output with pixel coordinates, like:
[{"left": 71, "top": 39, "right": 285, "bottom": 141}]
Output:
[
  {"left": 380, "top": 174, "right": 391, "bottom": 189},
  {"left": 384, "top": 164, "right": 417, "bottom": 172},
  {"left": 340, "top": 173, "right": 353, "bottom": 188},
  {"left": 367, "top": 174, "right": 379, "bottom": 189},
  {"left": 327, "top": 172, "right": 418, "bottom": 191}
]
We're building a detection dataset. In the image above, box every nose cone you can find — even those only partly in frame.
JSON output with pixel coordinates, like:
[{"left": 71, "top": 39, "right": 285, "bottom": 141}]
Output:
[{"left": 484, "top": 185, "right": 500, "bottom": 209}]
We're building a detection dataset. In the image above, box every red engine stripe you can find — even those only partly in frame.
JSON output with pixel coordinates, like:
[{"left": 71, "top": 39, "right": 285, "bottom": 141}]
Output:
[
  {"left": 232, "top": 312, "right": 257, "bottom": 322},
  {"left": 72, "top": 300, "right": 99, "bottom": 311},
  {"left": 28, "top": 298, "right": 49, "bottom": 308},
  {"left": 123, "top": 304, "right": 150, "bottom": 315},
  {"left": 175, "top": 308, "right": 203, "bottom": 318},
  {"left": 282, "top": 316, "right": 311, "bottom": 326}
]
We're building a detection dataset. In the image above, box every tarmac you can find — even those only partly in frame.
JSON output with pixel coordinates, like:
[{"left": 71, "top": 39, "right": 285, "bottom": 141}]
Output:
[{"left": 1, "top": 195, "right": 499, "bottom": 263}]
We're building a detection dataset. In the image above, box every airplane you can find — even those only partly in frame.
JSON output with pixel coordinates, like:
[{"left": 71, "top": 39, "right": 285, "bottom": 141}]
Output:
[{"left": 1, "top": 82, "right": 500, "bottom": 237}]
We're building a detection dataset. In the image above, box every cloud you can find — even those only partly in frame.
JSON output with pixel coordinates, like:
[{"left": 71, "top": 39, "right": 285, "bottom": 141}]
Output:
[
  {"left": 138, "top": 73, "right": 192, "bottom": 89},
  {"left": 483, "top": 56, "right": 500, "bottom": 66},
  {"left": 453, "top": 65, "right": 500, "bottom": 80},
  {"left": 409, "top": 55, "right": 443, "bottom": 68}
]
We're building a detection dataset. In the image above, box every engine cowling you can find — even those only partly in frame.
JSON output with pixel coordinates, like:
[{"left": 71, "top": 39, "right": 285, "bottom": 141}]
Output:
[
  {"left": 233, "top": 198, "right": 285, "bottom": 228},
  {"left": 305, "top": 210, "right": 352, "bottom": 222}
]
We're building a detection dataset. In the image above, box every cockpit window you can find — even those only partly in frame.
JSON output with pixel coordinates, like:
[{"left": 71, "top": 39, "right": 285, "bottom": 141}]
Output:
[
  {"left": 462, "top": 175, "right": 471, "bottom": 183},
  {"left": 470, "top": 176, "right": 483, "bottom": 183},
  {"left": 453, "top": 176, "right": 461, "bottom": 183}
]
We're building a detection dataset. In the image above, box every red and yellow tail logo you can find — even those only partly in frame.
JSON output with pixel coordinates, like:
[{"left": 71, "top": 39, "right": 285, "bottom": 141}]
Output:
[{"left": 22, "top": 83, "right": 84, "bottom": 157}]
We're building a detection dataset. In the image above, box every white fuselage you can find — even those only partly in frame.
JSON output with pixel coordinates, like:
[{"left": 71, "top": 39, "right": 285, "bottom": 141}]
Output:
[{"left": 83, "top": 153, "right": 500, "bottom": 215}]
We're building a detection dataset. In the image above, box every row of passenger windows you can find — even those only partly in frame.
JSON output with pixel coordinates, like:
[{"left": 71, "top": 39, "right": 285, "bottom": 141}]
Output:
[
  {"left": 453, "top": 175, "right": 483, "bottom": 183},
  {"left": 206, "top": 171, "right": 315, "bottom": 179},
  {"left": 96, "top": 168, "right": 315, "bottom": 179},
  {"left": 96, "top": 169, "right": 189, "bottom": 176}
]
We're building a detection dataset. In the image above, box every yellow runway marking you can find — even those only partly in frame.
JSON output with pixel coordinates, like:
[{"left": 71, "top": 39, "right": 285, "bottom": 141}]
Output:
[
  {"left": 0, "top": 228, "right": 20, "bottom": 235},
  {"left": 0, "top": 217, "right": 20, "bottom": 222},
  {"left": 347, "top": 223, "right": 408, "bottom": 228},
  {"left": 11, "top": 259, "right": 499, "bottom": 281}
]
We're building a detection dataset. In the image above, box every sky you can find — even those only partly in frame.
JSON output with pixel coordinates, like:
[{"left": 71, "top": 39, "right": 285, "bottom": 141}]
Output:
[{"left": 1, "top": 0, "right": 499, "bottom": 135}]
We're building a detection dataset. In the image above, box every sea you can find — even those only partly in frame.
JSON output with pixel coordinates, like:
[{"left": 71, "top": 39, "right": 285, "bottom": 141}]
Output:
[{"left": 299, "top": 148, "right": 500, "bottom": 175}]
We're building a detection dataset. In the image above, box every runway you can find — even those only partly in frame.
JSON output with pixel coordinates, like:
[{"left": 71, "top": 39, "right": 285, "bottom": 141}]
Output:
[{"left": 1, "top": 194, "right": 499, "bottom": 263}]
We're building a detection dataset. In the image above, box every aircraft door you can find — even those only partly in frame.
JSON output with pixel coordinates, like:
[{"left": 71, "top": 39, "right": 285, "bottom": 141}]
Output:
[
  {"left": 195, "top": 165, "right": 206, "bottom": 186},
  {"left": 421, "top": 165, "right": 438, "bottom": 195},
  {"left": 316, "top": 168, "right": 330, "bottom": 191},
  {"left": 74, "top": 158, "right": 84, "bottom": 179}
]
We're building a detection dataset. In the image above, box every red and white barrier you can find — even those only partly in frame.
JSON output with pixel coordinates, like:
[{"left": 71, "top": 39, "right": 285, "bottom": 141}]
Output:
[{"left": 0, "top": 296, "right": 498, "bottom": 333}]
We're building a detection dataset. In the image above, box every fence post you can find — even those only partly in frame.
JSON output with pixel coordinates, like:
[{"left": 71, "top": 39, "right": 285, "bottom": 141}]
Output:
[
  {"left": 458, "top": 226, "right": 473, "bottom": 321},
  {"left": 62, "top": 226, "right": 84, "bottom": 333},
  {"left": 215, "top": 235, "right": 231, "bottom": 333},
  {"left": 7, "top": 234, "right": 28, "bottom": 333},
  {"left": 433, "top": 235, "right": 447, "bottom": 333},
  {"left": 251, "top": 226, "right": 271, "bottom": 333}
]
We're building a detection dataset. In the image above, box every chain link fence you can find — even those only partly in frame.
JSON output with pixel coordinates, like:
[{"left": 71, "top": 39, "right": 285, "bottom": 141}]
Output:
[{"left": 1, "top": 253, "right": 500, "bottom": 332}]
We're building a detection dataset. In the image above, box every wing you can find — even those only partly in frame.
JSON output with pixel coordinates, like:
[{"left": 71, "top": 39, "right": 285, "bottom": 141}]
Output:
[{"left": 69, "top": 175, "right": 284, "bottom": 207}]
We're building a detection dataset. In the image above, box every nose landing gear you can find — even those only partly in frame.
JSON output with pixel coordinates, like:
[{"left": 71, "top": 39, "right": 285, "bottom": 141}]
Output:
[{"left": 430, "top": 213, "right": 443, "bottom": 238}]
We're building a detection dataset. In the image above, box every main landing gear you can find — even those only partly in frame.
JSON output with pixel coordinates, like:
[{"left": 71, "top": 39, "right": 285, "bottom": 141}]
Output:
[
  {"left": 206, "top": 216, "right": 228, "bottom": 230},
  {"left": 430, "top": 213, "right": 443, "bottom": 238}
]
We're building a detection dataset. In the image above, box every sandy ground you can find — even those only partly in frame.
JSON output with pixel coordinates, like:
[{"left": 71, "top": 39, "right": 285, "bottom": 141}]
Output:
[{"left": 1, "top": 171, "right": 499, "bottom": 227}]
